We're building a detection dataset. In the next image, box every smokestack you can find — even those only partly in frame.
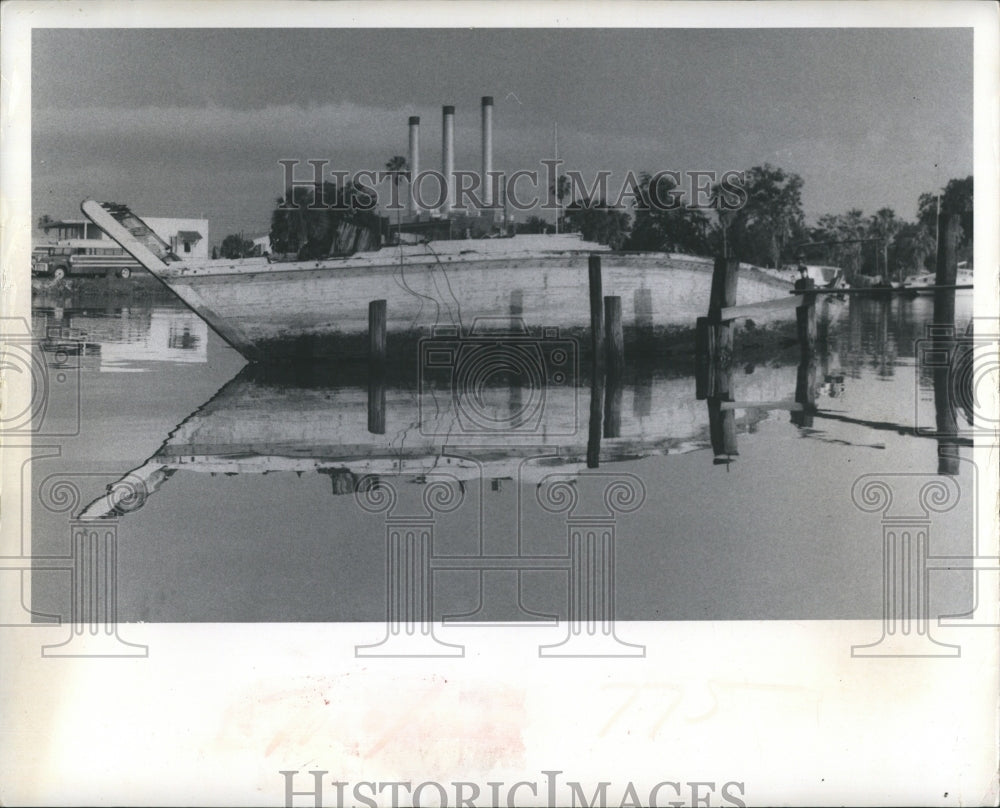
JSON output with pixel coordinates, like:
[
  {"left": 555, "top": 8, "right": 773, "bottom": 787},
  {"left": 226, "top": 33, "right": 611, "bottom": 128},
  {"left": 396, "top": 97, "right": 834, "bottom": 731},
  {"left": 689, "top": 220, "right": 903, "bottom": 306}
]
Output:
[
  {"left": 441, "top": 105, "right": 455, "bottom": 215},
  {"left": 408, "top": 116, "right": 420, "bottom": 217},
  {"left": 481, "top": 96, "right": 494, "bottom": 216}
]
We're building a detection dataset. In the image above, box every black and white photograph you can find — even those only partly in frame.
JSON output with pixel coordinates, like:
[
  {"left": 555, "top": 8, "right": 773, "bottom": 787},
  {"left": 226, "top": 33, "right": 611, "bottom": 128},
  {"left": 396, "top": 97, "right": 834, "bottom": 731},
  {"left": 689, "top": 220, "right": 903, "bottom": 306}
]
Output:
[{"left": 1, "top": 2, "right": 998, "bottom": 805}]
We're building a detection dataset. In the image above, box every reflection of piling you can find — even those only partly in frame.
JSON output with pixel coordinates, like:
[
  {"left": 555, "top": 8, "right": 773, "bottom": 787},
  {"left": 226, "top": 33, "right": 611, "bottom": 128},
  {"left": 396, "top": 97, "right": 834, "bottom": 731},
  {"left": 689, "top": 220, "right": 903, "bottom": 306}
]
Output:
[
  {"left": 603, "top": 296, "right": 624, "bottom": 438},
  {"left": 587, "top": 369, "right": 604, "bottom": 468},
  {"left": 707, "top": 398, "right": 738, "bottom": 457},
  {"left": 792, "top": 352, "right": 818, "bottom": 428},
  {"left": 604, "top": 296, "right": 624, "bottom": 375},
  {"left": 367, "top": 299, "right": 387, "bottom": 434},
  {"left": 932, "top": 288, "right": 960, "bottom": 475}
]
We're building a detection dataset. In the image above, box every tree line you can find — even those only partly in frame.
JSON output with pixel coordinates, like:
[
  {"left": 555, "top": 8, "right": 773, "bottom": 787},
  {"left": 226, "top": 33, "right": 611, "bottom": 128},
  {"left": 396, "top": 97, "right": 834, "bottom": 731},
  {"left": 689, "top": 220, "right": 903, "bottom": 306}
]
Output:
[
  {"left": 520, "top": 167, "right": 972, "bottom": 281},
  {"left": 218, "top": 159, "right": 972, "bottom": 280}
]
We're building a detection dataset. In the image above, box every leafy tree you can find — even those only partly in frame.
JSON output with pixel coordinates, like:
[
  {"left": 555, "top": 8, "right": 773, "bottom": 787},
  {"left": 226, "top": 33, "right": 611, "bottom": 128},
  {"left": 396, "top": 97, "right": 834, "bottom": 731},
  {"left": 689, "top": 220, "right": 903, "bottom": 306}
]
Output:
[
  {"left": 269, "top": 180, "right": 383, "bottom": 258},
  {"left": 549, "top": 175, "right": 571, "bottom": 232},
  {"left": 625, "top": 172, "right": 709, "bottom": 255},
  {"left": 714, "top": 164, "right": 805, "bottom": 267},
  {"left": 384, "top": 155, "right": 408, "bottom": 241},
  {"left": 564, "top": 198, "right": 631, "bottom": 249},
  {"left": 892, "top": 222, "right": 935, "bottom": 277},
  {"left": 917, "top": 175, "right": 973, "bottom": 264},
  {"left": 806, "top": 209, "right": 871, "bottom": 279},
  {"left": 219, "top": 234, "right": 254, "bottom": 259},
  {"left": 867, "top": 207, "right": 902, "bottom": 277}
]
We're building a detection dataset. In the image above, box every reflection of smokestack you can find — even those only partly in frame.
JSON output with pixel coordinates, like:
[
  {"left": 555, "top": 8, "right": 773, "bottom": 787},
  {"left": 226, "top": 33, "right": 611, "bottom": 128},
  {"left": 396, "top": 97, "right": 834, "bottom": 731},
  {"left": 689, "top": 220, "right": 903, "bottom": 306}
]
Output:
[
  {"left": 408, "top": 116, "right": 420, "bottom": 217},
  {"left": 441, "top": 105, "right": 455, "bottom": 215},
  {"left": 481, "top": 96, "right": 494, "bottom": 215}
]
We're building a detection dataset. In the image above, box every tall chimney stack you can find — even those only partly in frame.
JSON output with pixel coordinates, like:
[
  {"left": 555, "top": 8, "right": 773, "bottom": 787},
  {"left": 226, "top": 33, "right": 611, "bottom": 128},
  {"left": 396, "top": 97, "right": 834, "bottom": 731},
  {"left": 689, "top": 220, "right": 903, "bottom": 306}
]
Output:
[
  {"left": 407, "top": 116, "right": 421, "bottom": 217},
  {"left": 481, "top": 96, "right": 494, "bottom": 216},
  {"left": 441, "top": 105, "right": 455, "bottom": 215}
]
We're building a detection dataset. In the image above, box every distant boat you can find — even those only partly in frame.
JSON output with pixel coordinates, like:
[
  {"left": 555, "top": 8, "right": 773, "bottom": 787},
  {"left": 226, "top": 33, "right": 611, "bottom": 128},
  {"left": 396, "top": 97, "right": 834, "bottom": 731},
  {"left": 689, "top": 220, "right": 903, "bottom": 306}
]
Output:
[
  {"left": 83, "top": 200, "right": 828, "bottom": 364},
  {"left": 801, "top": 264, "right": 846, "bottom": 290}
]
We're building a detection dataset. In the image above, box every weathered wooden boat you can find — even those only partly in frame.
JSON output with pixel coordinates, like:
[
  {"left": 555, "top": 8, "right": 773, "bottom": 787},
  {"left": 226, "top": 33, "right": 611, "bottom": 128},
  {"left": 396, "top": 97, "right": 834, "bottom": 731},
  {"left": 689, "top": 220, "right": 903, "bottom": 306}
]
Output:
[
  {"left": 82, "top": 200, "right": 821, "bottom": 364},
  {"left": 77, "top": 359, "right": 805, "bottom": 519}
]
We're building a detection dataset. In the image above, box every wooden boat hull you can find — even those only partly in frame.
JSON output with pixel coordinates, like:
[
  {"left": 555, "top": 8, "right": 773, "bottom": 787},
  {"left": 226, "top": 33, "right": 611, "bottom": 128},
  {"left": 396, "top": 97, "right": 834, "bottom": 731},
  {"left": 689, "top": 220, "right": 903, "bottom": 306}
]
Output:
[{"left": 82, "top": 200, "right": 803, "bottom": 363}]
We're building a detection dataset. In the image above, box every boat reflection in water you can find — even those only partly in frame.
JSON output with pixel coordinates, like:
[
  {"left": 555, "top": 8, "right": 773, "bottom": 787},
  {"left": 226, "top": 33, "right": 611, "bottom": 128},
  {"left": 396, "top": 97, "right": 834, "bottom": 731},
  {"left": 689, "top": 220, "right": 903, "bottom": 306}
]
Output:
[
  {"left": 79, "top": 353, "right": 802, "bottom": 518},
  {"left": 76, "top": 290, "right": 975, "bottom": 520}
]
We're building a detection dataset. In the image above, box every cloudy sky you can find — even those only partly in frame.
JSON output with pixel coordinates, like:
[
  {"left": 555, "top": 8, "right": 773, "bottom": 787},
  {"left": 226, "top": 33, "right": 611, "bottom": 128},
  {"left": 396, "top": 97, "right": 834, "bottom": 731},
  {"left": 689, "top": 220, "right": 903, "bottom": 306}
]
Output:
[{"left": 32, "top": 28, "right": 972, "bottom": 244}]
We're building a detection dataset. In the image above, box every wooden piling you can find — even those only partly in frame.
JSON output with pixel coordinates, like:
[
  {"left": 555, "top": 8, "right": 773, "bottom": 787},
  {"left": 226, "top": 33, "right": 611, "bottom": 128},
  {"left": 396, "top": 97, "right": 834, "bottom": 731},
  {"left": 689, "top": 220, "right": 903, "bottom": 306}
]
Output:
[
  {"left": 709, "top": 256, "right": 740, "bottom": 317},
  {"left": 932, "top": 287, "right": 960, "bottom": 475},
  {"left": 603, "top": 367, "right": 622, "bottom": 439},
  {"left": 698, "top": 256, "right": 739, "bottom": 399},
  {"left": 367, "top": 299, "right": 387, "bottom": 434},
  {"left": 935, "top": 213, "right": 960, "bottom": 286},
  {"left": 589, "top": 254, "right": 604, "bottom": 367},
  {"left": 368, "top": 299, "right": 387, "bottom": 364},
  {"left": 794, "top": 278, "right": 817, "bottom": 360}
]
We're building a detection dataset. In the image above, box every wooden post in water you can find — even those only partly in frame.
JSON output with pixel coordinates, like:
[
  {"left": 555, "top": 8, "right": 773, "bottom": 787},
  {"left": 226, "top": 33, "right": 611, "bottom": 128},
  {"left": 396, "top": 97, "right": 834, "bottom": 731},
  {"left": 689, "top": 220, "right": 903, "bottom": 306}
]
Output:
[
  {"left": 707, "top": 256, "right": 739, "bottom": 399},
  {"left": 587, "top": 254, "right": 606, "bottom": 465},
  {"left": 794, "top": 277, "right": 817, "bottom": 360},
  {"left": 367, "top": 299, "right": 387, "bottom": 434},
  {"left": 791, "top": 278, "right": 817, "bottom": 428},
  {"left": 935, "top": 213, "right": 960, "bottom": 286},
  {"left": 603, "top": 296, "right": 624, "bottom": 438},
  {"left": 700, "top": 255, "right": 740, "bottom": 461},
  {"left": 369, "top": 299, "right": 387, "bottom": 363},
  {"left": 589, "top": 255, "right": 605, "bottom": 368},
  {"left": 932, "top": 287, "right": 960, "bottom": 475}
]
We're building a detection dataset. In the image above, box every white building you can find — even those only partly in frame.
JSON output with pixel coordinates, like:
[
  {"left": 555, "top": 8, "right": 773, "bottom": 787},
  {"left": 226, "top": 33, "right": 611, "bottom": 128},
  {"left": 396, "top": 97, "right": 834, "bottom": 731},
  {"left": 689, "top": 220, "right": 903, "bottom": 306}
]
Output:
[
  {"left": 144, "top": 217, "right": 209, "bottom": 261},
  {"left": 38, "top": 216, "right": 209, "bottom": 261}
]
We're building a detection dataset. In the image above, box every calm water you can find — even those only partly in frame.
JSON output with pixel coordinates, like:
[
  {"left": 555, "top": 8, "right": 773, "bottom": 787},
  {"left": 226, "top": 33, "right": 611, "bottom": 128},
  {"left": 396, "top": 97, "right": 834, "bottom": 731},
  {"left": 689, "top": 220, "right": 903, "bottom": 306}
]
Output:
[{"left": 29, "top": 289, "right": 977, "bottom": 622}]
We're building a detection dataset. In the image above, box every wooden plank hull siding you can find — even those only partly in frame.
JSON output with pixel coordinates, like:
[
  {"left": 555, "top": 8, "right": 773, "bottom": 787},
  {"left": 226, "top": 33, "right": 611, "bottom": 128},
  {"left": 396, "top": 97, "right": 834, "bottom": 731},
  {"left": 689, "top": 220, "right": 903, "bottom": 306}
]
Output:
[
  {"left": 156, "top": 248, "right": 793, "bottom": 362},
  {"left": 154, "top": 360, "right": 797, "bottom": 477}
]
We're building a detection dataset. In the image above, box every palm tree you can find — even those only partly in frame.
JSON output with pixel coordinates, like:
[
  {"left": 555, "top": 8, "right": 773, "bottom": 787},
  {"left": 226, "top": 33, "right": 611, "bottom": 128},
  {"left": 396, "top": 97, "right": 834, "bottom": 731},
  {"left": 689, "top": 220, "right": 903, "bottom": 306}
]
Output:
[{"left": 385, "top": 155, "right": 408, "bottom": 244}]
